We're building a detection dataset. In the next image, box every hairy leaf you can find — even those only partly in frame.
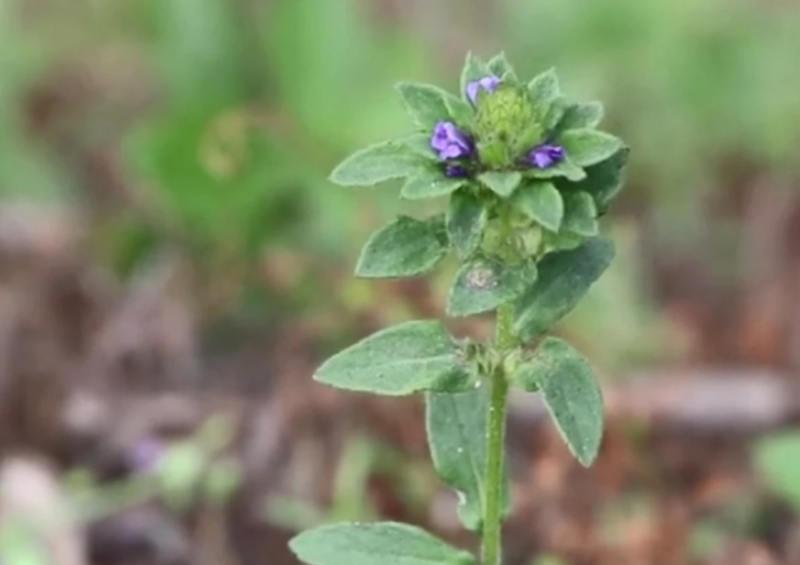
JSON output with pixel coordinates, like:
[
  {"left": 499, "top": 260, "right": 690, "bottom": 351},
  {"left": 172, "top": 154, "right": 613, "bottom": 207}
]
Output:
[
  {"left": 528, "top": 68, "right": 561, "bottom": 108},
  {"left": 401, "top": 171, "right": 466, "bottom": 200},
  {"left": 330, "top": 140, "right": 427, "bottom": 187},
  {"left": 315, "top": 321, "right": 473, "bottom": 395},
  {"left": 559, "top": 129, "right": 623, "bottom": 168},
  {"left": 447, "top": 189, "right": 487, "bottom": 259},
  {"left": 516, "top": 338, "right": 604, "bottom": 466},
  {"left": 477, "top": 171, "right": 522, "bottom": 198},
  {"left": 290, "top": 522, "right": 474, "bottom": 565},
  {"left": 447, "top": 256, "right": 537, "bottom": 317},
  {"left": 513, "top": 237, "right": 615, "bottom": 340},
  {"left": 559, "top": 102, "right": 604, "bottom": 131},
  {"left": 426, "top": 388, "right": 509, "bottom": 531},
  {"left": 512, "top": 181, "right": 564, "bottom": 232},
  {"left": 562, "top": 191, "right": 598, "bottom": 236},
  {"left": 356, "top": 216, "right": 447, "bottom": 278},
  {"left": 397, "top": 83, "right": 455, "bottom": 129}
]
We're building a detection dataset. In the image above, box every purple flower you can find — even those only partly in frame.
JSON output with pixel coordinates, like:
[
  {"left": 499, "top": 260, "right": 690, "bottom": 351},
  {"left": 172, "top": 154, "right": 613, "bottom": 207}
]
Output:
[
  {"left": 527, "top": 144, "right": 566, "bottom": 169},
  {"left": 431, "top": 121, "right": 473, "bottom": 160},
  {"left": 466, "top": 75, "right": 501, "bottom": 105},
  {"left": 444, "top": 164, "right": 469, "bottom": 178}
]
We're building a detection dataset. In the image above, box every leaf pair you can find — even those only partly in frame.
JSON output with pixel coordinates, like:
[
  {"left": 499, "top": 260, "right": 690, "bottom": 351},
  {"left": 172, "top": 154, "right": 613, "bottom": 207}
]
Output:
[
  {"left": 508, "top": 237, "right": 615, "bottom": 467},
  {"left": 326, "top": 237, "right": 616, "bottom": 398},
  {"left": 513, "top": 182, "right": 598, "bottom": 235}
]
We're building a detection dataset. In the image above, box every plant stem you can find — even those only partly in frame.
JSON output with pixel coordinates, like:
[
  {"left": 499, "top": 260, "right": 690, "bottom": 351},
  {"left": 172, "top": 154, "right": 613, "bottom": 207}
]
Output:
[{"left": 481, "top": 304, "right": 514, "bottom": 565}]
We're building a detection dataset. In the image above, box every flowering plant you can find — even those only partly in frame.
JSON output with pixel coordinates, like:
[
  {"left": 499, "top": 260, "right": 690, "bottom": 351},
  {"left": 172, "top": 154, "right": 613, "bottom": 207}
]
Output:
[{"left": 289, "top": 53, "right": 628, "bottom": 565}]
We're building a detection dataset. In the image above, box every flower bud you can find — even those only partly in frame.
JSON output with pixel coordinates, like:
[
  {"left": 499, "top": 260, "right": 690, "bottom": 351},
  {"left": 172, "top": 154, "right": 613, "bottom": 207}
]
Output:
[{"left": 474, "top": 85, "right": 542, "bottom": 169}]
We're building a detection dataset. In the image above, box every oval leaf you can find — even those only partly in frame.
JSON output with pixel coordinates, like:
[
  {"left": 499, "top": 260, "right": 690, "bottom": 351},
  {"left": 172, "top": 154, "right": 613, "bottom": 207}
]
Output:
[
  {"left": 512, "top": 237, "right": 615, "bottom": 340},
  {"left": 562, "top": 191, "right": 598, "bottom": 236},
  {"left": 290, "top": 522, "right": 474, "bottom": 565},
  {"left": 397, "top": 82, "right": 458, "bottom": 130},
  {"left": 559, "top": 129, "right": 623, "bottom": 168},
  {"left": 356, "top": 216, "right": 447, "bottom": 278},
  {"left": 573, "top": 147, "right": 630, "bottom": 214},
  {"left": 447, "top": 189, "right": 487, "bottom": 259},
  {"left": 447, "top": 256, "right": 537, "bottom": 317},
  {"left": 398, "top": 133, "right": 438, "bottom": 160},
  {"left": 314, "top": 321, "right": 472, "bottom": 396},
  {"left": 527, "top": 68, "right": 561, "bottom": 107},
  {"left": 558, "top": 102, "right": 604, "bottom": 131},
  {"left": 516, "top": 338, "right": 604, "bottom": 466},
  {"left": 477, "top": 171, "right": 522, "bottom": 198},
  {"left": 401, "top": 171, "right": 466, "bottom": 200},
  {"left": 542, "top": 96, "right": 568, "bottom": 132},
  {"left": 330, "top": 140, "right": 426, "bottom": 187},
  {"left": 487, "top": 52, "right": 518, "bottom": 81},
  {"left": 512, "top": 182, "right": 564, "bottom": 232},
  {"left": 426, "top": 388, "right": 510, "bottom": 531}
]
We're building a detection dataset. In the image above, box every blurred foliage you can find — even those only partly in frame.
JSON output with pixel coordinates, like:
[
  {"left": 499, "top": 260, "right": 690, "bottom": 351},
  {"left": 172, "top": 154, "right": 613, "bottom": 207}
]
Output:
[
  {"left": 754, "top": 432, "right": 800, "bottom": 512},
  {"left": 501, "top": 0, "right": 800, "bottom": 183}
]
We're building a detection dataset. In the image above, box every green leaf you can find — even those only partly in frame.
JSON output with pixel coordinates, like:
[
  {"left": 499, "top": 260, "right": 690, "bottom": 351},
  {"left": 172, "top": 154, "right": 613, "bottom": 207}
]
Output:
[
  {"left": 477, "top": 171, "right": 522, "bottom": 198},
  {"left": 572, "top": 147, "right": 630, "bottom": 214},
  {"left": 529, "top": 158, "right": 586, "bottom": 182},
  {"left": 542, "top": 97, "right": 569, "bottom": 132},
  {"left": 331, "top": 140, "right": 427, "bottom": 187},
  {"left": 460, "top": 52, "right": 490, "bottom": 103},
  {"left": 290, "top": 522, "right": 474, "bottom": 565},
  {"left": 356, "top": 216, "right": 447, "bottom": 278},
  {"left": 397, "top": 83, "right": 454, "bottom": 129},
  {"left": 314, "top": 321, "right": 473, "bottom": 396},
  {"left": 528, "top": 68, "right": 561, "bottom": 107},
  {"left": 559, "top": 129, "right": 623, "bottom": 168},
  {"left": 562, "top": 191, "right": 598, "bottom": 236},
  {"left": 754, "top": 432, "right": 800, "bottom": 511},
  {"left": 445, "top": 96, "right": 475, "bottom": 128},
  {"left": 512, "top": 182, "right": 564, "bottom": 232},
  {"left": 513, "top": 237, "right": 615, "bottom": 340},
  {"left": 447, "top": 256, "right": 537, "bottom": 317},
  {"left": 559, "top": 102, "right": 604, "bottom": 131},
  {"left": 542, "top": 230, "right": 585, "bottom": 254},
  {"left": 447, "top": 189, "right": 487, "bottom": 259},
  {"left": 398, "top": 134, "right": 437, "bottom": 160},
  {"left": 401, "top": 171, "right": 466, "bottom": 200},
  {"left": 515, "top": 338, "right": 604, "bottom": 466},
  {"left": 487, "top": 52, "right": 518, "bottom": 81},
  {"left": 426, "top": 387, "right": 510, "bottom": 531}
]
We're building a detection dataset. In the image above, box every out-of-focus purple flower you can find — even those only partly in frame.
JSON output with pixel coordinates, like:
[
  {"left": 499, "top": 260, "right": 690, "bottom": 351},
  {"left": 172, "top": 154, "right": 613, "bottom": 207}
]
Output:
[
  {"left": 129, "top": 437, "right": 164, "bottom": 474},
  {"left": 444, "top": 164, "right": 469, "bottom": 178},
  {"left": 431, "top": 122, "right": 473, "bottom": 160},
  {"left": 527, "top": 144, "right": 566, "bottom": 169},
  {"left": 466, "top": 75, "right": 501, "bottom": 105}
]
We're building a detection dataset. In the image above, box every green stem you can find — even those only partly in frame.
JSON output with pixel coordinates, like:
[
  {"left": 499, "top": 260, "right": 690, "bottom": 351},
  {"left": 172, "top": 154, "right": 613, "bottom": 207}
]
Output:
[{"left": 481, "top": 304, "right": 514, "bottom": 565}]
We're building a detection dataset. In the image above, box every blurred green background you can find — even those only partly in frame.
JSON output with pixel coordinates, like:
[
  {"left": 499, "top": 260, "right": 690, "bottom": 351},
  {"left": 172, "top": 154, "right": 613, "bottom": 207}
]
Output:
[
  {"left": 3, "top": 0, "right": 800, "bottom": 563},
  {"left": 4, "top": 0, "right": 800, "bottom": 371}
]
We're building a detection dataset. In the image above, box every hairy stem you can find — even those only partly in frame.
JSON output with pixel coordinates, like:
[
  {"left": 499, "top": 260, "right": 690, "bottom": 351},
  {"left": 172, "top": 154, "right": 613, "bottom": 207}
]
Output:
[{"left": 481, "top": 304, "right": 514, "bottom": 565}]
